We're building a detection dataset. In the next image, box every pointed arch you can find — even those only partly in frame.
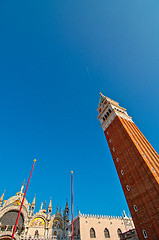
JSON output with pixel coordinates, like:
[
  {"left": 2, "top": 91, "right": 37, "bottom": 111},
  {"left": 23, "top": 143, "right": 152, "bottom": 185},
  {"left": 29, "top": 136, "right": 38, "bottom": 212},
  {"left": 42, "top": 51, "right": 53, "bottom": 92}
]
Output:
[
  {"left": 117, "top": 228, "right": 122, "bottom": 237},
  {"left": 90, "top": 228, "right": 96, "bottom": 238},
  {"left": 104, "top": 228, "right": 110, "bottom": 238}
]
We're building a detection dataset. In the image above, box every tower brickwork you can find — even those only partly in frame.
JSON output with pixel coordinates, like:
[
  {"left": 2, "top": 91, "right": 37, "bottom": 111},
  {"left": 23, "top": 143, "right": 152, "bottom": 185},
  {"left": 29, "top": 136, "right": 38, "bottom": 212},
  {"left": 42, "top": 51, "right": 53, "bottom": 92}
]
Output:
[{"left": 97, "top": 93, "right": 159, "bottom": 240}]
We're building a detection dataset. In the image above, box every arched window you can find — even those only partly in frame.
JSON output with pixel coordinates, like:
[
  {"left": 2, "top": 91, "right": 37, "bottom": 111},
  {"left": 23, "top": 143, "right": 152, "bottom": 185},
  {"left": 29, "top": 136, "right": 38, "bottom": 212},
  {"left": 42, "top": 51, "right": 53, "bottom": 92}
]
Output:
[
  {"left": 53, "top": 219, "right": 62, "bottom": 229},
  {"left": 117, "top": 228, "right": 122, "bottom": 237},
  {"left": 1, "top": 211, "right": 24, "bottom": 234},
  {"left": 34, "top": 230, "right": 39, "bottom": 237},
  {"left": 1, "top": 211, "right": 24, "bottom": 228},
  {"left": 90, "top": 228, "right": 96, "bottom": 238},
  {"left": 142, "top": 229, "right": 148, "bottom": 238},
  {"left": 104, "top": 228, "right": 110, "bottom": 238}
]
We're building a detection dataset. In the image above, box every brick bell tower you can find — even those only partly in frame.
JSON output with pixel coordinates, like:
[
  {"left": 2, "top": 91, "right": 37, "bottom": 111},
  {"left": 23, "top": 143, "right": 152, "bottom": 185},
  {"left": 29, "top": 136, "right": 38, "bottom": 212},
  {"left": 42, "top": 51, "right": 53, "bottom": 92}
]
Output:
[{"left": 97, "top": 93, "right": 159, "bottom": 240}]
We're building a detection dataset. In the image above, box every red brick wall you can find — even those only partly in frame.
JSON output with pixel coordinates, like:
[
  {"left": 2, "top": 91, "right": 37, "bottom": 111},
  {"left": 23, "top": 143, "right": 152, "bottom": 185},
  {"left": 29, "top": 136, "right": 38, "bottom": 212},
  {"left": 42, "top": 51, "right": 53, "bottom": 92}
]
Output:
[{"left": 104, "top": 116, "right": 159, "bottom": 240}]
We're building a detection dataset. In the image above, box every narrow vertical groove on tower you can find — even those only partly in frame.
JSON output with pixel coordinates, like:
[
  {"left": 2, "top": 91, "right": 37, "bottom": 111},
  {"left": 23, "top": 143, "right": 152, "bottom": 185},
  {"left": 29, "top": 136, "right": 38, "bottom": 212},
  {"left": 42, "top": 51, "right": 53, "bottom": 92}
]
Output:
[{"left": 132, "top": 122, "right": 159, "bottom": 168}]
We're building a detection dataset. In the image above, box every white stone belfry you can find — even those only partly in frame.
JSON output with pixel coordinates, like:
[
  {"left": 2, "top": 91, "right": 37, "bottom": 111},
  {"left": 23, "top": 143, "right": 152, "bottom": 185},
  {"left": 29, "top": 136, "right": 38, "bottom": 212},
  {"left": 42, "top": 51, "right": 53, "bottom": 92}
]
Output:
[{"left": 97, "top": 93, "right": 133, "bottom": 131}]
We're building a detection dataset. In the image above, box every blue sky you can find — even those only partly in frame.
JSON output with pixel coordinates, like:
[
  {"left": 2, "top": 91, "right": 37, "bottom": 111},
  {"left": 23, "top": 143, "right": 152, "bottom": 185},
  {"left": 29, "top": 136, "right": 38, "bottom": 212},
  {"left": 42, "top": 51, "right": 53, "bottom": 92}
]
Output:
[{"left": 0, "top": 0, "right": 159, "bottom": 217}]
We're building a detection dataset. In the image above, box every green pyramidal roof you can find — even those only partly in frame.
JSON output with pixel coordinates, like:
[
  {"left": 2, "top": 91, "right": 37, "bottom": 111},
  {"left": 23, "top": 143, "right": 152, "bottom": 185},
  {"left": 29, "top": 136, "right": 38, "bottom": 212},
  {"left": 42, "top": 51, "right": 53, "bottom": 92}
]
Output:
[{"left": 98, "top": 93, "right": 106, "bottom": 107}]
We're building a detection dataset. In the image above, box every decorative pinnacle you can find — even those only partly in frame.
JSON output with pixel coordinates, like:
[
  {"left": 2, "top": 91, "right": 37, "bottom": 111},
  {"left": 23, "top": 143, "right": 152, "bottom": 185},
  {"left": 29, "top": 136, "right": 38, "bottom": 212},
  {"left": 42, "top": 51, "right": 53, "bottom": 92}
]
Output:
[
  {"left": 48, "top": 198, "right": 52, "bottom": 209},
  {"left": 31, "top": 195, "right": 36, "bottom": 206},
  {"left": 59, "top": 207, "right": 61, "bottom": 215},
  {"left": 56, "top": 205, "right": 59, "bottom": 212},
  {"left": 0, "top": 191, "right": 5, "bottom": 202},
  {"left": 71, "top": 171, "right": 73, "bottom": 174},
  {"left": 65, "top": 201, "right": 69, "bottom": 209}
]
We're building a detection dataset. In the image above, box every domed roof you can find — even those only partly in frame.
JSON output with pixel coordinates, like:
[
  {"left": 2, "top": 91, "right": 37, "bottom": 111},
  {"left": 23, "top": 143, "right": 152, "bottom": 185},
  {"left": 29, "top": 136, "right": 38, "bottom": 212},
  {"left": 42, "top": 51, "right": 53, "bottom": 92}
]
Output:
[{"left": 2, "top": 186, "right": 29, "bottom": 210}]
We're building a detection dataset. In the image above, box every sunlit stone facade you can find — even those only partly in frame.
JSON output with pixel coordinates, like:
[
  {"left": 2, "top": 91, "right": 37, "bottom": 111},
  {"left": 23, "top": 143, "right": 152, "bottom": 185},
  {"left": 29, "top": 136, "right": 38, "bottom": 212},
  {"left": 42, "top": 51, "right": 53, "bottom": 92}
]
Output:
[
  {"left": 0, "top": 188, "right": 136, "bottom": 240},
  {"left": 72, "top": 211, "right": 135, "bottom": 240},
  {"left": 0, "top": 187, "right": 70, "bottom": 240}
]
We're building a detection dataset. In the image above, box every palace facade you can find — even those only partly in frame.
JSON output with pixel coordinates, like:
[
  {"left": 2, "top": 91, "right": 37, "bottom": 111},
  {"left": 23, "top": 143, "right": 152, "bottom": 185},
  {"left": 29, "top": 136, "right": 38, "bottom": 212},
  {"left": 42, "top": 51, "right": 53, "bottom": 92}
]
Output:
[{"left": 72, "top": 211, "right": 136, "bottom": 240}]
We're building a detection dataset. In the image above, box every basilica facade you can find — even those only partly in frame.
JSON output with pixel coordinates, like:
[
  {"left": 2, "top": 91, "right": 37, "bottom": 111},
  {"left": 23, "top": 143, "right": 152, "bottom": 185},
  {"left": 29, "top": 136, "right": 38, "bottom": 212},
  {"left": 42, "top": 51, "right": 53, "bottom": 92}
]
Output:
[{"left": 0, "top": 187, "right": 70, "bottom": 240}]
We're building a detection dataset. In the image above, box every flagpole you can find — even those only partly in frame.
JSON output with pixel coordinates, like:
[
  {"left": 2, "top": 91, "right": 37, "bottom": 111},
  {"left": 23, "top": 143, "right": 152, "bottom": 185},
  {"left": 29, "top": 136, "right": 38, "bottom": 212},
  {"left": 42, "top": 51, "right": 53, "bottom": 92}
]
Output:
[
  {"left": 71, "top": 171, "right": 73, "bottom": 240},
  {"left": 11, "top": 159, "right": 36, "bottom": 240}
]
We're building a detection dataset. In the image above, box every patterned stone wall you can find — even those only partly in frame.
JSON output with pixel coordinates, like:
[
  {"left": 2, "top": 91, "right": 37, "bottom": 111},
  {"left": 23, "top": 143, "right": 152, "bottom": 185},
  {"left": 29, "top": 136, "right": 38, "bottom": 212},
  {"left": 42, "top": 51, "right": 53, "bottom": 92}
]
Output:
[{"left": 74, "top": 213, "right": 134, "bottom": 240}]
